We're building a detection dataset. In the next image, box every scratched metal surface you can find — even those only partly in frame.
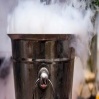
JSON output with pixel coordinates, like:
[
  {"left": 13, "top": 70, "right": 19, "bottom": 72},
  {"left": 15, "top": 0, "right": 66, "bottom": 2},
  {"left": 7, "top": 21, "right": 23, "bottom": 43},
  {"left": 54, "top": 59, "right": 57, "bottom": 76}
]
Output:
[{"left": 9, "top": 35, "right": 75, "bottom": 99}]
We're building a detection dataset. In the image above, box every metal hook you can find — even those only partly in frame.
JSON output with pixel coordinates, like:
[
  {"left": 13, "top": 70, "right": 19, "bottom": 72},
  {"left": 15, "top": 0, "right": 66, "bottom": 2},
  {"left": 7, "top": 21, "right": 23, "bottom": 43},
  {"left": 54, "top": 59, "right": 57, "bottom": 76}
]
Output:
[
  {"left": 33, "top": 78, "right": 55, "bottom": 99},
  {"left": 33, "top": 67, "right": 55, "bottom": 98},
  {"left": 48, "top": 79, "right": 55, "bottom": 98}
]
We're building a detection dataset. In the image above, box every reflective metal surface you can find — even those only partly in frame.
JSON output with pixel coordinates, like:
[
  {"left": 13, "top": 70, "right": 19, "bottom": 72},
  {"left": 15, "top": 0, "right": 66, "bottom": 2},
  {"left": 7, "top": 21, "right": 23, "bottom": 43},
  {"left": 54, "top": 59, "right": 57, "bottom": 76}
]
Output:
[{"left": 9, "top": 34, "right": 75, "bottom": 99}]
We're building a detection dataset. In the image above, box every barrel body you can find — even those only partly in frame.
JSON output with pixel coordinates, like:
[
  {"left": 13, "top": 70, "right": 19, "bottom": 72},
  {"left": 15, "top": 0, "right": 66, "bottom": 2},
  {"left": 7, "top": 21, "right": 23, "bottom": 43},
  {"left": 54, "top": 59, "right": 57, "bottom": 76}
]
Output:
[{"left": 9, "top": 34, "right": 75, "bottom": 99}]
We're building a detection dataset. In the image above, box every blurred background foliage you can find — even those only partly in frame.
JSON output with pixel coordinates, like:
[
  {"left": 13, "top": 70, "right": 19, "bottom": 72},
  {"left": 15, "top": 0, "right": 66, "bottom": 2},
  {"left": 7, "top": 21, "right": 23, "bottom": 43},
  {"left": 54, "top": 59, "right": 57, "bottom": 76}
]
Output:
[{"left": 92, "top": 0, "right": 99, "bottom": 7}]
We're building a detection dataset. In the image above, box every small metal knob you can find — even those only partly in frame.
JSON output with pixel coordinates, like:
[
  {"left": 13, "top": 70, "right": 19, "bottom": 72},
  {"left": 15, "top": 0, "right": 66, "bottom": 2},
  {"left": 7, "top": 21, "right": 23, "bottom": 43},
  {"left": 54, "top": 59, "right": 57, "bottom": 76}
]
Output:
[
  {"left": 33, "top": 67, "right": 55, "bottom": 98},
  {"left": 38, "top": 67, "right": 49, "bottom": 89}
]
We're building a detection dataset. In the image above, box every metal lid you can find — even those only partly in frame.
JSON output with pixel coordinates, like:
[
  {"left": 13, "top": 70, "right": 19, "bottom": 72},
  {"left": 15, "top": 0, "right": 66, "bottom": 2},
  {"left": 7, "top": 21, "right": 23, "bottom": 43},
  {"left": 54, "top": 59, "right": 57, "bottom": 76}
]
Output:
[{"left": 8, "top": 34, "right": 72, "bottom": 41}]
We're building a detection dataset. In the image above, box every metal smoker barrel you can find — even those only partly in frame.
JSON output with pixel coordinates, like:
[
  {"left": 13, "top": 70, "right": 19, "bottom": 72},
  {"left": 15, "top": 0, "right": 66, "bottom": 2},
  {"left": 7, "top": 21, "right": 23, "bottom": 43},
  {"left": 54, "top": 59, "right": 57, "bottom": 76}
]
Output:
[{"left": 8, "top": 34, "right": 75, "bottom": 99}]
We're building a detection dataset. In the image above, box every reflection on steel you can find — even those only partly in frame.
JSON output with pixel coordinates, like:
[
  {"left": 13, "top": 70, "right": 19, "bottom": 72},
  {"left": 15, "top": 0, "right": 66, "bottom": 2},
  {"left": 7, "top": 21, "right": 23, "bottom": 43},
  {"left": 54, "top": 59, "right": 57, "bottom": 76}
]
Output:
[{"left": 9, "top": 34, "right": 75, "bottom": 99}]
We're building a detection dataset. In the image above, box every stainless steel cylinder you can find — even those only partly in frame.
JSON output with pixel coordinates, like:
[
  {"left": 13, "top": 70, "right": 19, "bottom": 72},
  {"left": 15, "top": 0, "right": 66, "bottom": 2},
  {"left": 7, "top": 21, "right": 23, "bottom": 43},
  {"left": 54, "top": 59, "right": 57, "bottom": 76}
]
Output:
[{"left": 8, "top": 34, "right": 75, "bottom": 99}]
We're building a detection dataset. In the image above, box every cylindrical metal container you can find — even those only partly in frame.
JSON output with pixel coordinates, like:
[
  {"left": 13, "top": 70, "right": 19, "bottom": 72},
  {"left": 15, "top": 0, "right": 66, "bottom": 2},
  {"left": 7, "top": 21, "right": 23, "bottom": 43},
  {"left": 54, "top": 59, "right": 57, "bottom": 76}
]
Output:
[{"left": 9, "top": 34, "right": 75, "bottom": 99}]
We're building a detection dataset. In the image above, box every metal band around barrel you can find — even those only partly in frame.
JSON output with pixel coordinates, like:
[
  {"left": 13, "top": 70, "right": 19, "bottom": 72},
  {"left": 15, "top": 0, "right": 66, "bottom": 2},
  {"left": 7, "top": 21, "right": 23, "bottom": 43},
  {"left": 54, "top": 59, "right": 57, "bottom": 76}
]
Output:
[{"left": 12, "top": 57, "right": 70, "bottom": 63}]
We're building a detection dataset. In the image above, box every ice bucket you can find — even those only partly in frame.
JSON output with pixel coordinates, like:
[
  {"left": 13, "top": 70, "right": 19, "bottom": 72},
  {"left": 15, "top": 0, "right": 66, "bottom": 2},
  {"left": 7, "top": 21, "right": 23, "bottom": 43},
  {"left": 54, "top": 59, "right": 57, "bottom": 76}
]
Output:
[{"left": 8, "top": 34, "right": 75, "bottom": 99}]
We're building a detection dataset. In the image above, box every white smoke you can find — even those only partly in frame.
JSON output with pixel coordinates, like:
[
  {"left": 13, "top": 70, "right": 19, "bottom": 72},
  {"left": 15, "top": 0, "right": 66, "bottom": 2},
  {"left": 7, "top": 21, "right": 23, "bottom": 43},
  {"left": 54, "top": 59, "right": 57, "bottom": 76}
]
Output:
[
  {"left": 8, "top": 0, "right": 94, "bottom": 34},
  {"left": 96, "top": 12, "right": 99, "bottom": 50},
  {"left": 0, "top": 0, "right": 18, "bottom": 57},
  {"left": 7, "top": 0, "right": 97, "bottom": 67}
]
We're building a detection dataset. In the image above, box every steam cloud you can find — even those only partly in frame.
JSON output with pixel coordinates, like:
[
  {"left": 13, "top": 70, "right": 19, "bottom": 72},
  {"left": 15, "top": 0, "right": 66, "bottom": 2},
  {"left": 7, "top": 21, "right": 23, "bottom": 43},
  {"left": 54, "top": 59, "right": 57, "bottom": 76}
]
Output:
[{"left": 7, "top": 0, "right": 98, "bottom": 67}]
